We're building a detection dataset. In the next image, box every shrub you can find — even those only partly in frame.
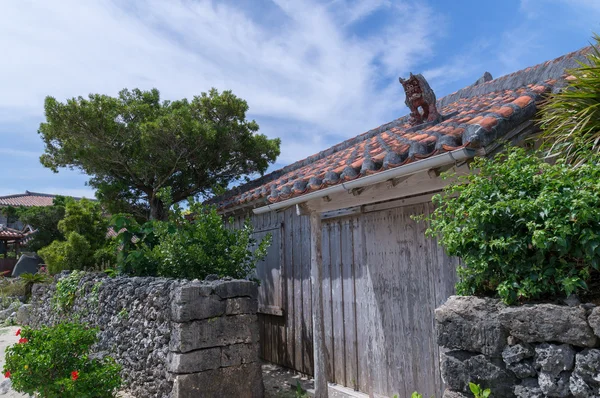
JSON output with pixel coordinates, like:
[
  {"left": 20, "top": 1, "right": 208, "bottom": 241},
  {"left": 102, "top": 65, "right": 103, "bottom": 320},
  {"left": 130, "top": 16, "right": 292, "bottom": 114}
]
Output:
[
  {"left": 39, "top": 232, "right": 92, "bottom": 274},
  {"left": 37, "top": 198, "right": 116, "bottom": 274},
  {"left": 52, "top": 270, "right": 84, "bottom": 312},
  {"left": 4, "top": 323, "right": 122, "bottom": 398},
  {"left": 421, "top": 147, "right": 600, "bottom": 304},
  {"left": 112, "top": 200, "right": 270, "bottom": 280}
]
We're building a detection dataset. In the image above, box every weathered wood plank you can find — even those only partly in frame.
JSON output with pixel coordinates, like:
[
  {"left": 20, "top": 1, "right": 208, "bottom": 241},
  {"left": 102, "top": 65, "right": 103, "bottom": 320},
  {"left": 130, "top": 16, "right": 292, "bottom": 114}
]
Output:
[
  {"left": 352, "top": 216, "right": 371, "bottom": 395},
  {"left": 341, "top": 218, "right": 358, "bottom": 391},
  {"left": 330, "top": 220, "right": 346, "bottom": 386},
  {"left": 321, "top": 222, "right": 334, "bottom": 381},
  {"left": 310, "top": 212, "right": 328, "bottom": 398},
  {"left": 301, "top": 215, "right": 314, "bottom": 375},
  {"left": 422, "top": 202, "right": 443, "bottom": 398},
  {"left": 361, "top": 210, "right": 389, "bottom": 396},
  {"left": 340, "top": 218, "right": 358, "bottom": 389}
]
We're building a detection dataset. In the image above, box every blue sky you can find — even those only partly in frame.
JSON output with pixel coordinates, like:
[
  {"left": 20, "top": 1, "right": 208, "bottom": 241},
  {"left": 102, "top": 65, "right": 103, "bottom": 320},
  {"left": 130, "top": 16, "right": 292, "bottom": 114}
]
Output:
[{"left": 1, "top": 0, "right": 599, "bottom": 198}]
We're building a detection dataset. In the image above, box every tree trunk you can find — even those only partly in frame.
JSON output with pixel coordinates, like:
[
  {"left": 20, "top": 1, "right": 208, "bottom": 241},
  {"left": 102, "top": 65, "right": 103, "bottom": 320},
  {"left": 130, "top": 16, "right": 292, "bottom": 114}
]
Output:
[{"left": 149, "top": 196, "right": 168, "bottom": 221}]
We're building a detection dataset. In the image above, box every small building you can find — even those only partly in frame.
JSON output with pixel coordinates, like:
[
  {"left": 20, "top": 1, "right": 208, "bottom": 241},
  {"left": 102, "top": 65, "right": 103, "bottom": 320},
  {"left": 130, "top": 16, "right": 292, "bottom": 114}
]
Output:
[
  {"left": 213, "top": 47, "right": 590, "bottom": 397},
  {"left": 0, "top": 225, "right": 35, "bottom": 273}
]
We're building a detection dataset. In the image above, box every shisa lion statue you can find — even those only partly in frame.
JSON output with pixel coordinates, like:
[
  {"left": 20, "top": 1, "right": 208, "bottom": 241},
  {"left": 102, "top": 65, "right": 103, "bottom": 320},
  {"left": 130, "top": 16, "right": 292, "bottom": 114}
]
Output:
[{"left": 399, "top": 73, "right": 440, "bottom": 126}]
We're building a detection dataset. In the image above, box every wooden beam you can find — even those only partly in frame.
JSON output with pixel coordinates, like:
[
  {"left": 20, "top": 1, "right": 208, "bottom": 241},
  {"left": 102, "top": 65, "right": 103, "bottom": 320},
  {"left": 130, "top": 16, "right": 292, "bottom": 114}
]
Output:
[
  {"left": 304, "top": 165, "right": 470, "bottom": 214},
  {"left": 309, "top": 211, "right": 328, "bottom": 398}
]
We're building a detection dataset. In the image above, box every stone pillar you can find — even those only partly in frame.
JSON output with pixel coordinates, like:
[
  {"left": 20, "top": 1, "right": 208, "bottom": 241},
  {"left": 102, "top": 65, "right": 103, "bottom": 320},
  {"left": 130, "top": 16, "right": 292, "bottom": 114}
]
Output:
[{"left": 168, "top": 280, "right": 264, "bottom": 398}]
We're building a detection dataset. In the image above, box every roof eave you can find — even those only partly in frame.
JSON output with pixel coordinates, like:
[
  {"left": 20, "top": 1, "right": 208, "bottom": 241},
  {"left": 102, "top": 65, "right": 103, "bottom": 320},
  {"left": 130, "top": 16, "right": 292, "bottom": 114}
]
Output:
[{"left": 252, "top": 147, "right": 476, "bottom": 215}]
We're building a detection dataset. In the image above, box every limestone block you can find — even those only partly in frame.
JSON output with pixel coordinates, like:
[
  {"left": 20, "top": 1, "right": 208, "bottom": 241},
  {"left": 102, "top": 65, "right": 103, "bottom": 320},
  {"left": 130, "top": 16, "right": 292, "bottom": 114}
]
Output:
[
  {"left": 171, "top": 363, "right": 264, "bottom": 398},
  {"left": 435, "top": 296, "right": 508, "bottom": 356},
  {"left": 170, "top": 314, "right": 259, "bottom": 353},
  {"left": 534, "top": 343, "right": 575, "bottom": 376},
  {"left": 499, "top": 304, "right": 597, "bottom": 347},
  {"left": 167, "top": 348, "right": 221, "bottom": 373},
  {"left": 170, "top": 295, "right": 225, "bottom": 322},
  {"left": 569, "top": 349, "right": 600, "bottom": 398}
]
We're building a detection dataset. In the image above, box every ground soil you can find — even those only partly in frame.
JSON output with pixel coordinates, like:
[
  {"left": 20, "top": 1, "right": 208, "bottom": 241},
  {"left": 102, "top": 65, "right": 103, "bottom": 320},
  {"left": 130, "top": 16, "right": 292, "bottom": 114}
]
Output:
[{"left": 262, "top": 362, "right": 315, "bottom": 398}]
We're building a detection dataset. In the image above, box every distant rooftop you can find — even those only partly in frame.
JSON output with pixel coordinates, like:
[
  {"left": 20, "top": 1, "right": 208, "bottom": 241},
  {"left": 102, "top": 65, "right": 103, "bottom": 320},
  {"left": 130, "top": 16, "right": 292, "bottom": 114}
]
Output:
[{"left": 0, "top": 191, "right": 89, "bottom": 207}]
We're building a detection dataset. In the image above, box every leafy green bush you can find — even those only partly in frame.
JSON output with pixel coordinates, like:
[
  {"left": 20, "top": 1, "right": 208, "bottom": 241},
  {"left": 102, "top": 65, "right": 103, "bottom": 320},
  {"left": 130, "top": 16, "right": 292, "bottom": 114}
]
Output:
[
  {"left": 4, "top": 323, "right": 122, "bottom": 398},
  {"left": 52, "top": 270, "right": 84, "bottom": 312},
  {"left": 39, "top": 232, "right": 92, "bottom": 274},
  {"left": 37, "top": 199, "right": 116, "bottom": 274},
  {"left": 112, "top": 200, "right": 270, "bottom": 280},
  {"left": 421, "top": 147, "right": 600, "bottom": 304}
]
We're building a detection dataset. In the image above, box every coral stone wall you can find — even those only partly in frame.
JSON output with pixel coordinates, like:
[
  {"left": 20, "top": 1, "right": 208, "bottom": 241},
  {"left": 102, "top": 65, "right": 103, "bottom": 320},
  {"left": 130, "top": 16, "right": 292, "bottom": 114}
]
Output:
[
  {"left": 25, "top": 273, "right": 263, "bottom": 398},
  {"left": 435, "top": 296, "right": 600, "bottom": 398}
]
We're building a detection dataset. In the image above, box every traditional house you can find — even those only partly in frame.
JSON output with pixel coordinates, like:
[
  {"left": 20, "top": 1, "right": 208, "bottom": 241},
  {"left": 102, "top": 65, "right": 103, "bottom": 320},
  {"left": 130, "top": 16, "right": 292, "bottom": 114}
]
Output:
[{"left": 212, "top": 47, "right": 591, "bottom": 397}]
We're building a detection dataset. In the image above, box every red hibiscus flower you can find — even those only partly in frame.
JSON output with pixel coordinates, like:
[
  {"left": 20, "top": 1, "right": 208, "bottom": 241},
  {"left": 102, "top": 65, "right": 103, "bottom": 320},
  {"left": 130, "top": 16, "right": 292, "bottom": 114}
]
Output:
[
  {"left": 15, "top": 329, "right": 20, "bottom": 336},
  {"left": 71, "top": 370, "right": 79, "bottom": 381},
  {"left": 18, "top": 338, "right": 28, "bottom": 344},
  {"left": 4, "top": 371, "right": 10, "bottom": 378}
]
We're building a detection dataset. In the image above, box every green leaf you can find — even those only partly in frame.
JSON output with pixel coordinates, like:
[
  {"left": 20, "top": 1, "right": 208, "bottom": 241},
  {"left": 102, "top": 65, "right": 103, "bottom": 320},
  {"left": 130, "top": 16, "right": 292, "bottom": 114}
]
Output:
[{"left": 469, "top": 382, "right": 480, "bottom": 395}]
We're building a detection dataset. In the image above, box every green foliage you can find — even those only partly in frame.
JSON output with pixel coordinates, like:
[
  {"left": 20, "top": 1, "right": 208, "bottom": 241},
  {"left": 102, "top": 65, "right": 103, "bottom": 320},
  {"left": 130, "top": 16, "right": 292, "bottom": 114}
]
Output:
[
  {"left": 0, "top": 279, "right": 26, "bottom": 301},
  {"left": 37, "top": 199, "right": 115, "bottom": 274},
  {"left": 39, "top": 232, "right": 92, "bottom": 274},
  {"left": 52, "top": 271, "right": 83, "bottom": 312},
  {"left": 39, "top": 87, "right": 281, "bottom": 220},
  {"left": 57, "top": 199, "right": 108, "bottom": 251},
  {"left": 112, "top": 200, "right": 270, "bottom": 280},
  {"left": 469, "top": 382, "right": 491, "bottom": 398},
  {"left": 410, "top": 393, "right": 422, "bottom": 398},
  {"left": 538, "top": 34, "right": 600, "bottom": 164},
  {"left": 20, "top": 273, "right": 52, "bottom": 299},
  {"left": 4, "top": 323, "right": 122, "bottom": 398},
  {"left": 14, "top": 197, "right": 67, "bottom": 251},
  {"left": 87, "top": 281, "right": 102, "bottom": 310},
  {"left": 295, "top": 381, "right": 308, "bottom": 398},
  {"left": 117, "top": 307, "right": 128, "bottom": 320},
  {"left": 420, "top": 147, "right": 600, "bottom": 304},
  {"left": 103, "top": 268, "right": 118, "bottom": 278}
]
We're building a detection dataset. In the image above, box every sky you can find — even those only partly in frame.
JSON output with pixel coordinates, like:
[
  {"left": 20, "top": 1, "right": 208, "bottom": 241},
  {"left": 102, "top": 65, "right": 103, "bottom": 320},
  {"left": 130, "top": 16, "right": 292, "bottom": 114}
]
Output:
[{"left": 1, "top": 0, "right": 599, "bottom": 198}]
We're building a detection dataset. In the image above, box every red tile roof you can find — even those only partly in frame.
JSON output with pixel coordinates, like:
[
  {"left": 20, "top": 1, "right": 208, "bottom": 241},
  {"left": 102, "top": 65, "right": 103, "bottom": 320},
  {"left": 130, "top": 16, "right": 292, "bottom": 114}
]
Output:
[
  {"left": 0, "top": 226, "right": 32, "bottom": 241},
  {"left": 0, "top": 191, "right": 58, "bottom": 207},
  {"left": 0, "top": 191, "right": 91, "bottom": 207},
  {"left": 213, "top": 46, "right": 592, "bottom": 210}
]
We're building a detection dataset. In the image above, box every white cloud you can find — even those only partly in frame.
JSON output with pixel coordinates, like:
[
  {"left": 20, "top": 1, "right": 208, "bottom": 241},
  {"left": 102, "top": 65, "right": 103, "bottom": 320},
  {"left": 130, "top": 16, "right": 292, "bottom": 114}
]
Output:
[{"left": 0, "top": 0, "right": 438, "bottom": 166}]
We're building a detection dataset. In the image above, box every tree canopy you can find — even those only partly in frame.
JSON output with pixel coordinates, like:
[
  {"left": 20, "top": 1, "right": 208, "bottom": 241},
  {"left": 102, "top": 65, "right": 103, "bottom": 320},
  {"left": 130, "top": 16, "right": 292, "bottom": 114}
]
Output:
[{"left": 39, "top": 88, "right": 280, "bottom": 220}]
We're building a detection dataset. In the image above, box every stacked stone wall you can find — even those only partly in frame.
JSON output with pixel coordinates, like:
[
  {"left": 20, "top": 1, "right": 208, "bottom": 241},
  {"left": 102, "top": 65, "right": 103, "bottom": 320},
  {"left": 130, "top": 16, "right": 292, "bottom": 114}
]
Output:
[
  {"left": 24, "top": 273, "right": 263, "bottom": 398},
  {"left": 436, "top": 296, "right": 600, "bottom": 398}
]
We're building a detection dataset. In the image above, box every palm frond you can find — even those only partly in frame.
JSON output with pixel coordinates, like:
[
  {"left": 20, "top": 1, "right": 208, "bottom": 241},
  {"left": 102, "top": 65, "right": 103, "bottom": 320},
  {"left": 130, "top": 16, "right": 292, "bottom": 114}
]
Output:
[{"left": 538, "top": 34, "right": 600, "bottom": 164}]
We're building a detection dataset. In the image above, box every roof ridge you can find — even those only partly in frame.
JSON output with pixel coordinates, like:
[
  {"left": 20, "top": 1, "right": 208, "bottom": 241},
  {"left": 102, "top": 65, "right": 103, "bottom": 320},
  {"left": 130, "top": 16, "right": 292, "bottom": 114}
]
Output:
[
  {"left": 0, "top": 191, "right": 57, "bottom": 199},
  {"left": 438, "top": 45, "right": 592, "bottom": 108}
]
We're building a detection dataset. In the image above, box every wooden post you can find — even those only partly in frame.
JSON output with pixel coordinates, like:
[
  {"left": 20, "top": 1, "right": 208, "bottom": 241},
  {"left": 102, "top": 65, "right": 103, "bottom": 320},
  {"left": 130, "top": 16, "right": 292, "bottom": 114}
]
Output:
[{"left": 309, "top": 211, "right": 328, "bottom": 398}]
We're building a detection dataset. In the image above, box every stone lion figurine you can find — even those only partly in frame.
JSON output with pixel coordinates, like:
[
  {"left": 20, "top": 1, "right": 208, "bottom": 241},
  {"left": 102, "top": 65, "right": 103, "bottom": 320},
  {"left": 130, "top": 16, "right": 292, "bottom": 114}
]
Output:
[{"left": 399, "top": 73, "right": 440, "bottom": 126}]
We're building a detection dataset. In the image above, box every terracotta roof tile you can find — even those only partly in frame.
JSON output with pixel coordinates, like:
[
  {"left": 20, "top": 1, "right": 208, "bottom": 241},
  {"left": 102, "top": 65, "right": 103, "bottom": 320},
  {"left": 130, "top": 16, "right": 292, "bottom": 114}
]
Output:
[
  {"left": 0, "top": 191, "right": 91, "bottom": 207},
  {"left": 210, "top": 46, "right": 591, "bottom": 210},
  {"left": 0, "top": 192, "right": 57, "bottom": 207}
]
